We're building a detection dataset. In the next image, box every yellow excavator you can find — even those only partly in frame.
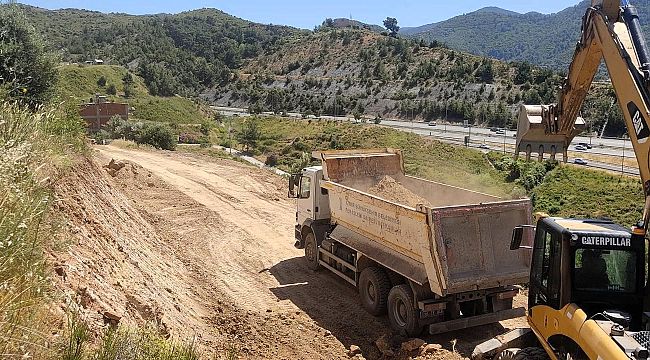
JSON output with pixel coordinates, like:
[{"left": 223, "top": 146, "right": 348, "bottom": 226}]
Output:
[{"left": 473, "top": 0, "right": 650, "bottom": 359}]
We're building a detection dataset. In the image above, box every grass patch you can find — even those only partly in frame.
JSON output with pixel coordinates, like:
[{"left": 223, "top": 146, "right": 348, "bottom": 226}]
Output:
[
  {"left": 61, "top": 318, "right": 202, "bottom": 360},
  {"left": 531, "top": 165, "right": 643, "bottom": 227}
]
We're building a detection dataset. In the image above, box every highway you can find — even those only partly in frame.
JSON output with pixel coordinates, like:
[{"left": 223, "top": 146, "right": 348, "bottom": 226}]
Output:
[{"left": 213, "top": 106, "right": 639, "bottom": 176}]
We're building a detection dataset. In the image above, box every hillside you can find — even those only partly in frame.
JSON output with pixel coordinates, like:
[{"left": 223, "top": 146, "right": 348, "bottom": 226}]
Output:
[
  {"left": 22, "top": 5, "right": 307, "bottom": 96},
  {"left": 24, "top": 4, "right": 629, "bottom": 135},
  {"left": 212, "top": 28, "right": 622, "bottom": 134},
  {"left": 401, "top": 0, "right": 650, "bottom": 70},
  {"left": 58, "top": 64, "right": 209, "bottom": 124}
]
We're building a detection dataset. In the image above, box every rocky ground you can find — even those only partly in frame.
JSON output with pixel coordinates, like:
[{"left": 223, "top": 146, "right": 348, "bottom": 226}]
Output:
[{"left": 48, "top": 145, "right": 527, "bottom": 359}]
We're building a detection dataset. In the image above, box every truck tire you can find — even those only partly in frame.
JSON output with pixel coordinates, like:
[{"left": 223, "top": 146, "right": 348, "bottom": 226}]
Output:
[
  {"left": 496, "top": 348, "right": 550, "bottom": 360},
  {"left": 495, "top": 349, "right": 519, "bottom": 360},
  {"left": 304, "top": 231, "right": 320, "bottom": 271},
  {"left": 512, "top": 347, "right": 550, "bottom": 360},
  {"left": 387, "top": 284, "right": 422, "bottom": 336},
  {"left": 359, "top": 267, "right": 391, "bottom": 316}
]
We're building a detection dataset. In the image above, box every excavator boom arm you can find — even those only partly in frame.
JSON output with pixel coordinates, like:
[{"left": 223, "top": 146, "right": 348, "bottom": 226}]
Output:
[{"left": 516, "top": 0, "right": 650, "bottom": 228}]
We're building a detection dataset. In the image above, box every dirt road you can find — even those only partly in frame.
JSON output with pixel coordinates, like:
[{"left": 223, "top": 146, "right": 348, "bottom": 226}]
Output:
[{"left": 92, "top": 145, "right": 524, "bottom": 359}]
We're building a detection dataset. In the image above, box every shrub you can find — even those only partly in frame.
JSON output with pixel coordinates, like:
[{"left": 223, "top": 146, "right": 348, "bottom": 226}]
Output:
[
  {"left": 106, "top": 83, "right": 117, "bottom": 95},
  {"left": 179, "top": 131, "right": 201, "bottom": 144},
  {"left": 265, "top": 153, "right": 279, "bottom": 167},
  {"left": 136, "top": 123, "right": 177, "bottom": 150},
  {"left": 97, "top": 75, "right": 107, "bottom": 87},
  {"left": 0, "top": 5, "right": 57, "bottom": 108}
]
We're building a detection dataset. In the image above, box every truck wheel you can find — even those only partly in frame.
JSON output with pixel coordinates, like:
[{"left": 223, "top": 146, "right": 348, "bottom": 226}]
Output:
[
  {"left": 512, "top": 347, "right": 550, "bottom": 360},
  {"left": 387, "top": 284, "right": 422, "bottom": 336},
  {"left": 359, "top": 267, "right": 391, "bottom": 316},
  {"left": 303, "top": 231, "right": 320, "bottom": 271},
  {"left": 495, "top": 349, "right": 519, "bottom": 360}
]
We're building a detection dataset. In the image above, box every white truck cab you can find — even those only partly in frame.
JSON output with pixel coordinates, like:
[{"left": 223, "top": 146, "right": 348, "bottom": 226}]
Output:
[{"left": 289, "top": 166, "right": 331, "bottom": 248}]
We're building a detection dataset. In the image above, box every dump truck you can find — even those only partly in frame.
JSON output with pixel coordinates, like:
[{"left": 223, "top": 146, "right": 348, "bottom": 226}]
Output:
[{"left": 288, "top": 148, "right": 532, "bottom": 335}]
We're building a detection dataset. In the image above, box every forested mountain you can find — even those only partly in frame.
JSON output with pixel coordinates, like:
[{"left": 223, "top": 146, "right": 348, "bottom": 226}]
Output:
[
  {"left": 20, "top": 5, "right": 306, "bottom": 96},
  {"left": 18, "top": 3, "right": 627, "bottom": 136},
  {"left": 401, "top": 0, "right": 650, "bottom": 70}
]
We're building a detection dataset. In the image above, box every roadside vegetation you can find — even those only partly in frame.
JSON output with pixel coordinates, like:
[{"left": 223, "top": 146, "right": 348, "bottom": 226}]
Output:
[{"left": 0, "top": 4, "right": 214, "bottom": 358}]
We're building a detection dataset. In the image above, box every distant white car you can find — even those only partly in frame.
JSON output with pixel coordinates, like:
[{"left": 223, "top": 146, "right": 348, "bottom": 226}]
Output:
[
  {"left": 575, "top": 145, "right": 588, "bottom": 151},
  {"left": 478, "top": 144, "right": 490, "bottom": 150},
  {"left": 574, "top": 158, "right": 588, "bottom": 165},
  {"left": 428, "top": 121, "right": 437, "bottom": 126}
]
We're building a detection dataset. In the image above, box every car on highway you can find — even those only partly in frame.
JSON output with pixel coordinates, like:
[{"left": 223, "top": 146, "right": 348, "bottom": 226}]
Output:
[
  {"left": 478, "top": 144, "right": 490, "bottom": 150},
  {"left": 574, "top": 158, "right": 588, "bottom": 165},
  {"left": 575, "top": 145, "right": 588, "bottom": 151},
  {"left": 428, "top": 121, "right": 437, "bottom": 126},
  {"left": 495, "top": 129, "right": 505, "bottom": 135},
  {"left": 577, "top": 142, "right": 593, "bottom": 149}
]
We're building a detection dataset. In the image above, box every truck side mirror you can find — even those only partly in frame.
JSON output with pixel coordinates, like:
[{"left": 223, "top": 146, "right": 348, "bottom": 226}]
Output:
[
  {"left": 288, "top": 174, "right": 299, "bottom": 198},
  {"left": 511, "top": 227, "right": 524, "bottom": 250},
  {"left": 510, "top": 225, "right": 535, "bottom": 250}
]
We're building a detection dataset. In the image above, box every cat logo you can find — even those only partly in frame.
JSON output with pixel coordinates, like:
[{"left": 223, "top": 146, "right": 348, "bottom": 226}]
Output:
[
  {"left": 628, "top": 101, "right": 650, "bottom": 141},
  {"left": 580, "top": 236, "right": 631, "bottom": 247}
]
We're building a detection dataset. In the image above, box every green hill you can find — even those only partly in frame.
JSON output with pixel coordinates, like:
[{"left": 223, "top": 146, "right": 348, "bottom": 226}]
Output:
[
  {"left": 57, "top": 64, "right": 208, "bottom": 124},
  {"left": 218, "top": 28, "right": 623, "bottom": 135},
  {"left": 401, "top": 0, "right": 650, "bottom": 70},
  {"left": 22, "top": 5, "right": 306, "bottom": 97}
]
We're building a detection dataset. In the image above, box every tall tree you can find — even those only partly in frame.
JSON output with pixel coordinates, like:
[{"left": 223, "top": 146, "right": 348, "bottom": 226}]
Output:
[
  {"left": 122, "top": 72, "right": 134, "bottom": 98},
  {"left": 0, "top": 4, "right": 57, "bottom": 108},
  {"left": 383, "top": 17, "right": 400, "bottom": 37},
  {"left": 237, "top": 119, "right": 261, "bottom": 152}
]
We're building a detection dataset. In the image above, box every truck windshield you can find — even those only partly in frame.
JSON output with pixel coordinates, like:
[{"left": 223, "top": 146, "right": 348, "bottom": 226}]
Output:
[{"left": 573, "top": 249, "right": 637, "bottom": 293}]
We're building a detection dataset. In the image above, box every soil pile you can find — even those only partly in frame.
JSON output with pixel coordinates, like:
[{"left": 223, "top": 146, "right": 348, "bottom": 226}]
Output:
[{"left": 368, "top": 176, "right": 432, "bottom": 208}]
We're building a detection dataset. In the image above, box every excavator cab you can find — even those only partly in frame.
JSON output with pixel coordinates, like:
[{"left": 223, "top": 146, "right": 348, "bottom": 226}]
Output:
[
  {"left": 514, "top": 217, "right": 646, "bottom": 327},
  {"left": 505, "top": 216, "right": 650, "bottom": 359}
]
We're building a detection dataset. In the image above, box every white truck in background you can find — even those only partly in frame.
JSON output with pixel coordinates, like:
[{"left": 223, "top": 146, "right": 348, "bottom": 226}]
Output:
[{"left": 288, "top": 149, "right": 532, "bottom": 335}]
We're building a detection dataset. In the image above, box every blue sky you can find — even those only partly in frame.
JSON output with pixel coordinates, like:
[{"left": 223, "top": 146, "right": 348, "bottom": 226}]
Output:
[{"left": 20, "top": 1, "right": 580, "bottom": 29}]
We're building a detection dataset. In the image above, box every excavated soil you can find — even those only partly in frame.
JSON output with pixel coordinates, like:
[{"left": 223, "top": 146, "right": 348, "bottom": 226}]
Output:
[
  {"left": 367, "top": 176, "right": 432, "bottom": 208},
  {"left": 49, "top": 145, "right": 527, "bottom": 359}
]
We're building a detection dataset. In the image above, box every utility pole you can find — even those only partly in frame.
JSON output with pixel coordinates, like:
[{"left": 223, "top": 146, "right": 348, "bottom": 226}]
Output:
[
  {"left": 503, "top": 129, "right": 507, "bottom": 154},
  {"left": 621, "top": 135, "right": 626, "bottom": 176},
  {"left": 445, "top": 101, "right": 448, "bottom": 133}
]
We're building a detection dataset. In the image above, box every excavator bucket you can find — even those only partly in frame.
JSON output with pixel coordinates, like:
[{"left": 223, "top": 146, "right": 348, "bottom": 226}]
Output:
[{"left": 515, "top": 105, "right": 586, "bottom": 162}]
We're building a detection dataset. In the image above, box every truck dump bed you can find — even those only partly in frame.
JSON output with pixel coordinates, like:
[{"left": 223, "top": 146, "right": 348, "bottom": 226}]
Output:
[{"left": 317, "top": 149, "right": 531, "bottom": 296}]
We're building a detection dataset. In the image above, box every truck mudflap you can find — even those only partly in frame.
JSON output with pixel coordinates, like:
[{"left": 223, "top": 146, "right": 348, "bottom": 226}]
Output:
[{"left": 428, "top": 307, "right": 526, "bottom": 335}]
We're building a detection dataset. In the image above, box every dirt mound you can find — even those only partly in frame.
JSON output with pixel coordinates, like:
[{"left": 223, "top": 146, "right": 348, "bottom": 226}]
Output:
[
  {"left": 50, "top": 156, "right": 217, "bottom": 345},
  {"left": 368, "top": 176, "right": 432, "bottom": 208},
  {"left": 103, "top": 158, "right": 167, "bottom": 190}
]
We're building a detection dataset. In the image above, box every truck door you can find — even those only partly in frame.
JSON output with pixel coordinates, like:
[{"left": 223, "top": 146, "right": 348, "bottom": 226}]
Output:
[
  {"left": 529, "top": 223, "right": 562, "bottom": 311},
  {"left": 297, "top": 172, "right": 315, "bottom": 225}
]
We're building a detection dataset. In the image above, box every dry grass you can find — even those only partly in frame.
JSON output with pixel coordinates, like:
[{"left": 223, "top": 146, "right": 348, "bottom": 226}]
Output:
[{"left": 0, "top": 102, "right": 85, "bottom": 358}]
